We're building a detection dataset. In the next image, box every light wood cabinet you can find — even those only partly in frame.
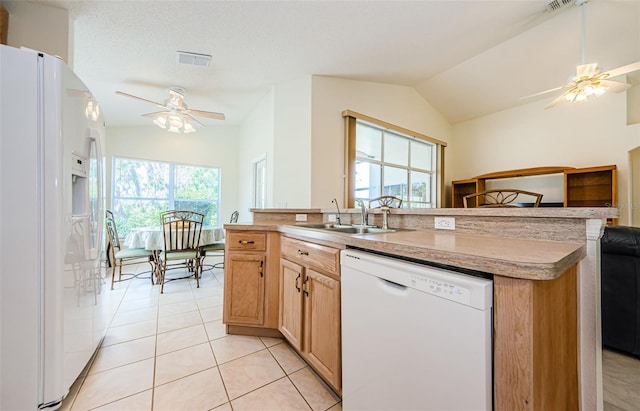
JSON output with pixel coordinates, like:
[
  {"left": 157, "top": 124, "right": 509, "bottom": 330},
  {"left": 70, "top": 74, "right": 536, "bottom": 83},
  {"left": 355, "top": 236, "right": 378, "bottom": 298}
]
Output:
[
  {"left": 279, "top": 258, "right": 304, "bottom": 350},
  {"left": 493, "top": 266, "right": 578, "bottom": 410},
  {"left": 224, "top": 254, "right": 265, "bottom": 325},
  {"left": 223, "top": 230, "right": 280, "bottom": 334},
  {"left": 303, "top": 268, "right": 341, "bottom": 388},
  {"left": 279, "top": 236, "right": 342, "bottom": 392}
]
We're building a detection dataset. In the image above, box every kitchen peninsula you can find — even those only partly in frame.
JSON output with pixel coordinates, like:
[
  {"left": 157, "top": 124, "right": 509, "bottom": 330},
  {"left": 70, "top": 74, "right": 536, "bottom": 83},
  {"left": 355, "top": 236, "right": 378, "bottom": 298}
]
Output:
[{"left": 223, "top": 207, "right": 617, "bottom": 411}]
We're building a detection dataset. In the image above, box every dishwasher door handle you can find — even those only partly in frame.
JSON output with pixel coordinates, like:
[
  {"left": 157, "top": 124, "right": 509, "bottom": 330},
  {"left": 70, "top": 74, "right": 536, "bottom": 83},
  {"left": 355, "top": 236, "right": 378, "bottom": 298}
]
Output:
[{"left": 376, "top": 277, "right": 409, "bottom": 296}]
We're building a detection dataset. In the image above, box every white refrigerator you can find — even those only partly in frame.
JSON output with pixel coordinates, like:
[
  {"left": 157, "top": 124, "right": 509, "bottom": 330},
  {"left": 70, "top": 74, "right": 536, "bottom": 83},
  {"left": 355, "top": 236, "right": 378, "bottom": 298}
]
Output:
[{"left": 1, "top": 45, "right": 111, "bottom": 410}]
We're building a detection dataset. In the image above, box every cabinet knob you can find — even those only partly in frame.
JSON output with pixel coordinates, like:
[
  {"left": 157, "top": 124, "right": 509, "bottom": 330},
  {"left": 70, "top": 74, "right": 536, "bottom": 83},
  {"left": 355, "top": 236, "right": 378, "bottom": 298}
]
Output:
[
  {"left": 295, "top": 273, "right": 301, "bottom": 292},
  {"left": 297, "top": 250, "right": 309, "bottom": 256},
  {"left": 239, "top": 240, "right": 255, "bottom": 245}
]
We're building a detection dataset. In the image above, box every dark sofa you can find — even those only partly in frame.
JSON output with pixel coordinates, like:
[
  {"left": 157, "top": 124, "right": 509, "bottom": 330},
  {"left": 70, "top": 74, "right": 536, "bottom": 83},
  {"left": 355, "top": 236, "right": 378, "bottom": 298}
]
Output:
[{"left": 601, "top": 225, "right": 640, "bottom": 357}]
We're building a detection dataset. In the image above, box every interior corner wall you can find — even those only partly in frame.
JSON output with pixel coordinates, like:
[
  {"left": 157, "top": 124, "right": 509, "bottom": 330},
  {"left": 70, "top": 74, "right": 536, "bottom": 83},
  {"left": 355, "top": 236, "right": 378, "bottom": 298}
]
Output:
[
  {"left": 272, "top": 76, "right": 313, "bottom": 209},
  {"left": 238, "top": 88, "right": 275, "bottom": 221},
  {"left": 451, "top": 93, "right": 640, "bottom": 225},
  {"left": 3, "top": 1, "right": 70, "bottom": 64},
  {"left": 104, "top": 125, "right": 240, "bottom": 225},
  {"left": 310, "top": 76, "right": 452, "bottom": 209}
]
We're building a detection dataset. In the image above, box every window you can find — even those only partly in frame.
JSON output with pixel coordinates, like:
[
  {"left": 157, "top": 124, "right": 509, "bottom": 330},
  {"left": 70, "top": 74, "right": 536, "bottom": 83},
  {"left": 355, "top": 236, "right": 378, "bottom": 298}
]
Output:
[
  {"left": 344, "top": 111, "right": 445, "bottom": 208},
  {"left": 111, "top": 157, "right": 220, "bottom": 237}
]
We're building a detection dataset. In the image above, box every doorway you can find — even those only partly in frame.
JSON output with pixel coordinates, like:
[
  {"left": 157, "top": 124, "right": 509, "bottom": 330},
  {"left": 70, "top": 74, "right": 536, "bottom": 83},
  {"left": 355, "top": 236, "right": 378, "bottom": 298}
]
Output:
[{"left": 253, "top": 155, "right": 267, "bottom": 209}]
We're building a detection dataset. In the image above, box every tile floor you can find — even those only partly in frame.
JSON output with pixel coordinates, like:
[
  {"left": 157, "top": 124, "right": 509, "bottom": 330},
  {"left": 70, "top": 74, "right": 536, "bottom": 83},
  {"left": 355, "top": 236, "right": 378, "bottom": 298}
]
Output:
[
  {"left": 59, "top": 258, "right": 341, "bottom": 411},
  {"left": 58, "top": 257, "right": 640, "bottom": 411},
  {"left": 603, "top": 348, "right": 640, "bottom": 411}
]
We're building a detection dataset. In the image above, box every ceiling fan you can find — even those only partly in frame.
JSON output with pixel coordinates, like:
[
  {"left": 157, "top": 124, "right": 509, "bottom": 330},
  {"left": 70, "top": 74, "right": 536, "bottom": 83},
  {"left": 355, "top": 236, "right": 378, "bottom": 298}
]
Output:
[
  {"left": 524, "top": 0, "right": 640, "bottom": 109},
  {"left": 115, "top": 87, "right": 225, "bottom": 133}
]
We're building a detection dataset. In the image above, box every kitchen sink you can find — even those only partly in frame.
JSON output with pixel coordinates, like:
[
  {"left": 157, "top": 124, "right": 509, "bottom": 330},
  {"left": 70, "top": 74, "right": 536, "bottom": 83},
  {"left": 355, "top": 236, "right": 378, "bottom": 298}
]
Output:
[{"left": 293, "top": 223, "right": 398, "bottom": 234}]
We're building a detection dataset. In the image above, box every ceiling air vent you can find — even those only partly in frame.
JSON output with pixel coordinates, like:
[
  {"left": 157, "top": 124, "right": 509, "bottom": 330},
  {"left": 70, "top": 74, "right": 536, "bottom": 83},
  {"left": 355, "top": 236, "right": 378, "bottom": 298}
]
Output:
[
  {"left": 176, "top": 51, "right": 211, "bottom": 67},
  {"left": 546, "top": 0, "right": 576, "bottom": 12}
]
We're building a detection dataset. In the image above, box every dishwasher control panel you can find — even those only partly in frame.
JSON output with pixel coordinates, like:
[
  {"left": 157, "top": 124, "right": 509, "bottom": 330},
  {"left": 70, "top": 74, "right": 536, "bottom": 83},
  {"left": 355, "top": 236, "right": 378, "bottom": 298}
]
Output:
[{"left": 410, "top": 273, "right": 472, "bottom": 305}]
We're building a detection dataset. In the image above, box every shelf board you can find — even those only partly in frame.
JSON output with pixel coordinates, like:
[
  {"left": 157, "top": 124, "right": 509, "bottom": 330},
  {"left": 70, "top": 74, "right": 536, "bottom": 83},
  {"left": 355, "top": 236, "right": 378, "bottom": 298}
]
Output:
[{"left": 474, "top": 166, "right": 575, "bottom": 180}]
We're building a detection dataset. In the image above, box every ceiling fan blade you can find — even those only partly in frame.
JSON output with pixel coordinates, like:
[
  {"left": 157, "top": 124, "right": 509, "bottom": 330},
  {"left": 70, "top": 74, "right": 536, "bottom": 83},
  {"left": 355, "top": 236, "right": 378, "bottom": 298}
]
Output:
[
  {"left": 188, "top": 109, "right": 226, "bottom": 120},
  {"left": 141, "top": 111, "right": 170, "bottom": 119},
  {"left": 184, "top": 113, "right": 205, "bottom": 128},
  {"left": 116, "top": 91, "right": 166, "bottom": 109},
  {"left": 521, "top": 85, "right": 565, "bottom": 100},
  {"left": 544, "top": 88, "right": 577, "bottom": 109},
  {"left": 598, "top": 79, "right": 632, "bottom": 93},
  {"left": 576, "top": 63, "right": 599, "bottom": 79},
  {"left": 67, "top": 88, "right": 91, "bottom": 98},
  {"left": 600, "top": 61, "right": 640, "bottom": 79}
]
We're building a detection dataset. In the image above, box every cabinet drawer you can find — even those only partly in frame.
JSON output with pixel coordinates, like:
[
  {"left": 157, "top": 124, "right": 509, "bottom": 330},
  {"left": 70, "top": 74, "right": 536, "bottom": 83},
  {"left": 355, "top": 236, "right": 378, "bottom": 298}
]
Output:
[
  {"left": 281, "top": 236, "right": 340, "bottom": 275},
  {"left": 227, "top": 232, "right": 267, "bottom": 251}
]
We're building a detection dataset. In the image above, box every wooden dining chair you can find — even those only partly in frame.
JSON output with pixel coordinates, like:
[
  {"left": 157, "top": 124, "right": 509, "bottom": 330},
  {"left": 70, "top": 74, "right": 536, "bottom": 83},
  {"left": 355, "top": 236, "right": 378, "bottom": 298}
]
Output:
[
  {"left": 199, "top": 210, "right": 239, "bottom": 270},
  {"left": 158, "top": 210, "right": 205, "bottom": 293},
  {"left": 463, "top": 189, "right": 543, "bottom": 208},
  {"left": 104, "top": 210, "right": 155, "bottom": 290},
  {"left": 368, "top": 195, "right": 403, "bottom": 209}
]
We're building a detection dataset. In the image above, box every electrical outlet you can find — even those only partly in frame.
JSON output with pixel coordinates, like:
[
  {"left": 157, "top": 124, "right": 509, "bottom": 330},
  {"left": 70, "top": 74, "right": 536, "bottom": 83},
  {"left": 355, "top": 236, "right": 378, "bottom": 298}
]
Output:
[
  {"left": 295, "top": 214, "right": 308, "bottom": 222},
  {"left": 434, "top": 217, "right": 455, "bottom": 230},
  {"left": 327, "top": 214, "right": 337, "bottom": 222}
]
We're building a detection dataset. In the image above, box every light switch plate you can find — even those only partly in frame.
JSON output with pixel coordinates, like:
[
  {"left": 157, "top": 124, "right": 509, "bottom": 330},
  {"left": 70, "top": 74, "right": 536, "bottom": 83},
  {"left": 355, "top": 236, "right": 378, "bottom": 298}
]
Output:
[
  {"left": 295, "top": 214, "right": 308, "bottom": 222},
  {"left": 327, "top": 214, "right": 337, "bottom": 222},
  {"left": 434, "top": 217, "right": 455, "bottom": 230}
]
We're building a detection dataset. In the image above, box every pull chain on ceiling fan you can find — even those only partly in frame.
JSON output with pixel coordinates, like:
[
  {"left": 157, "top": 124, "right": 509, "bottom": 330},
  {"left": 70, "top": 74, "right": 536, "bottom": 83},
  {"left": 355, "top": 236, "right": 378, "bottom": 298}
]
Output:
[{"left": 523, "top": 0, "right": 640, "bottom": 108}]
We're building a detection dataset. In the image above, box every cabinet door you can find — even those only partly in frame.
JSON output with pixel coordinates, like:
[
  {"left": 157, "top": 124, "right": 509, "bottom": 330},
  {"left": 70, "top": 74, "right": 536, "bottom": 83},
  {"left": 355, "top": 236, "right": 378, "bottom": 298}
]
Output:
[
  {"left": 279, "top": 258, "right": 304, "bottom": 351},
  {"left": 223, "top": 253, "right": 265, "bottom": 325},
  {"left": 303, "top": 268, "right": 341, "bottom": 390}
]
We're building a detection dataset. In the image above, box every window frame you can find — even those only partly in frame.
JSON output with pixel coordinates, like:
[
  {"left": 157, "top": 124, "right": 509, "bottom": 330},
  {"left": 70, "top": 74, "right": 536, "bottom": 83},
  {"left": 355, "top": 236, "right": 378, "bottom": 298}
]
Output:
[{"left": 343, "top": 110, "right": 446, "bottom": 208}]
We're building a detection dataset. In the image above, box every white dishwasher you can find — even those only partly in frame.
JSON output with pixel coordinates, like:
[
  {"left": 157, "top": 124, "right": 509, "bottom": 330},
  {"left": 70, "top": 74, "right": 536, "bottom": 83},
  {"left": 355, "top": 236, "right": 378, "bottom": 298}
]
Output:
[{"left": 340, "top": 249, "right": 493, "bottom": 411}]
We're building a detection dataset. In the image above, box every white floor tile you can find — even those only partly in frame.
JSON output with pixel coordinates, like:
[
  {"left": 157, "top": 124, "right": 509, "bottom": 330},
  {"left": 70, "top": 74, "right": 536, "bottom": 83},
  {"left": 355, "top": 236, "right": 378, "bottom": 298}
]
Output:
[
  {"left": 154, "top": 342, "right": 216, "bottom": 386},
  {"left": 218, "top": 349, "right": 285, "bottom": 399},
  {"left": 153, "top": 368, "right": 228, "bottom": 411},
  {"left": 63, "top": 265, "right": 344, "bottom": 411}
]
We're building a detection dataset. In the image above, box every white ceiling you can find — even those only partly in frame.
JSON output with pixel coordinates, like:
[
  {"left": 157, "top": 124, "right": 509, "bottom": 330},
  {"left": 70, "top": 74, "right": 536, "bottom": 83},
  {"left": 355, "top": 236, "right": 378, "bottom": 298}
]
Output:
[{"left": 36, "top": 0, "right": 640, "bottom": 127}]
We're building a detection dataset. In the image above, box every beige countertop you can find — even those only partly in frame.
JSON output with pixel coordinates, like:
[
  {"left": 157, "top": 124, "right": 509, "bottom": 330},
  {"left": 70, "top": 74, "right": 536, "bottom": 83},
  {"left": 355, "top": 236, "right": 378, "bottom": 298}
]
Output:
[{"left": 227, "top": 223, "right": 586, "bottom": 280}]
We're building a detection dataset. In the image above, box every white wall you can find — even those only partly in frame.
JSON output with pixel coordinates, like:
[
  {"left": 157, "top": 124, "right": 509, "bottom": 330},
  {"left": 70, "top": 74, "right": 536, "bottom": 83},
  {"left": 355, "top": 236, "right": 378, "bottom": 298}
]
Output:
[
  {"left": 237, "top": 88, "right": 275, "bottom": 221},
  {"left": 310, "top": 76, "right": 452, "bottom": 208},
  {"left": 105, "top": 125, "right": 240, "bottom": 225},
  {"left": 273, "top": 76, "right": 312, "bottom": 208},
  {"left": 3, "top": 1, "right": 70, "bottom": 65},
  {"left": 452, "top": 92, "right": 640, "bottom": 225}
]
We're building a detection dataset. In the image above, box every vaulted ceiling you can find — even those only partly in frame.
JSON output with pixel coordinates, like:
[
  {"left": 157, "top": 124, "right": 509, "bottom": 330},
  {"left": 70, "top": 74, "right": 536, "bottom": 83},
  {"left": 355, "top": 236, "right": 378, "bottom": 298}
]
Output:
[{"left": 33, "top": 0, "right": 640, "bottom": 126}]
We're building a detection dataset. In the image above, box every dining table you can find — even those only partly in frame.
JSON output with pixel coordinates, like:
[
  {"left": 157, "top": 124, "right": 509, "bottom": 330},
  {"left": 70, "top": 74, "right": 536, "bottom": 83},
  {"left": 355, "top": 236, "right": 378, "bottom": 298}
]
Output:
[{"left": 124, "top": 226, "right": 225, "bottom": 251}]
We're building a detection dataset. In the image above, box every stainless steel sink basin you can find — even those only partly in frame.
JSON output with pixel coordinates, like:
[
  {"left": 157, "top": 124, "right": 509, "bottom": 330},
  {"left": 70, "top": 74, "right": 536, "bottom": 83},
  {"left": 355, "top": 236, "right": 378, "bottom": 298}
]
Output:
[
  {"left": 294, "top": 223, "right": 397, "bottom": 234},
  {"left": 328, "top": 226, "right": 396, "bottom": 234}
]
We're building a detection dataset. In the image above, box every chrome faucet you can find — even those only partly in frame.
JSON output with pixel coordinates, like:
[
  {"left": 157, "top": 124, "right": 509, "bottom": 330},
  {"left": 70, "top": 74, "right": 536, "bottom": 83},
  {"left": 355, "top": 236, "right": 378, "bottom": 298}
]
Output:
[
  {"left": 332, "top": 198, "right": 342, "bottom": 225},
  {"left": 380, "top": 206, "right": 390, "bottom": 230},
  {"left": 356, "top": 199, "right": 368, "bottom": 226}
]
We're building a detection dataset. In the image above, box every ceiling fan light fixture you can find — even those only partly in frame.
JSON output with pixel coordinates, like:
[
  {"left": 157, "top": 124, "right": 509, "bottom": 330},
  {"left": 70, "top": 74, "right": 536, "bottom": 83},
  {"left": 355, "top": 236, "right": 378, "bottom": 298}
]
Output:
[
  {"left": 594, "top": 84, "right": 608, "bottom": 96},
  {"left": 574, "top": 92, "right": 587, "bottom": 102},
  {"left": 564, "top": 79, "right": 609, "bottom": 104},
  {"left": 153, "top": 115, "right": 168, "bottom": 129},
  {"left": 116, "top": 87, "right": 225, "bottom": 132},
  {"left": 183, "top": 121, "right": 196, "bottom": 134},
  {"left": 85, "top": 99, "right": 100, "bottom": 121}
]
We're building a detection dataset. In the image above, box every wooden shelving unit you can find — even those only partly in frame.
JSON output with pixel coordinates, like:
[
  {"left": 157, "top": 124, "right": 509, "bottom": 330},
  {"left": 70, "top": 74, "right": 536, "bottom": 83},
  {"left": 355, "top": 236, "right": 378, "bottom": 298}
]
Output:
[
  {"left": 451, "top": 178, "right": 484, "bottom": 208},
  {"left": 451, "top": 165, "right": 617, "bottom": 217},
  {"left": 565, "top": 165, "right": 617, "bottom": 207}
]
